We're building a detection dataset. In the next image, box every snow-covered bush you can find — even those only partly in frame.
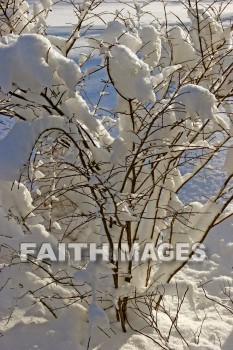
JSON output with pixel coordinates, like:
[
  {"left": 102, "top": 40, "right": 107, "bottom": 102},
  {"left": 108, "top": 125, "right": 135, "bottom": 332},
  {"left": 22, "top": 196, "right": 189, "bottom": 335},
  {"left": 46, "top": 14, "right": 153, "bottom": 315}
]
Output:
[{"left": 0, "top": 0, "right": 232, "bottom": 346}]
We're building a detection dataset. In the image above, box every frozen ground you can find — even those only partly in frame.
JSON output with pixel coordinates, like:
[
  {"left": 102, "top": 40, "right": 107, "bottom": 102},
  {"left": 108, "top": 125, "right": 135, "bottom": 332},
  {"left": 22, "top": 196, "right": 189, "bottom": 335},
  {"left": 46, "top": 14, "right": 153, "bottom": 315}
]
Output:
[
  {"left": 0, "top": 1, "right": 232, "bottom": 349},
  {"left": 43, "top": 0, "right": 233, "bottom": 28}
]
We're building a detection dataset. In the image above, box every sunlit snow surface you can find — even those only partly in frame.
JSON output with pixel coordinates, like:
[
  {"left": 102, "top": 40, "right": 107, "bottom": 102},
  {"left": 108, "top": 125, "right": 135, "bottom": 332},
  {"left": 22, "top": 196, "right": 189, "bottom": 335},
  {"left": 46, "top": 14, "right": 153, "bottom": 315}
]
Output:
[{"left": 0, "top": 1, "right": 232, "bottom": 349}]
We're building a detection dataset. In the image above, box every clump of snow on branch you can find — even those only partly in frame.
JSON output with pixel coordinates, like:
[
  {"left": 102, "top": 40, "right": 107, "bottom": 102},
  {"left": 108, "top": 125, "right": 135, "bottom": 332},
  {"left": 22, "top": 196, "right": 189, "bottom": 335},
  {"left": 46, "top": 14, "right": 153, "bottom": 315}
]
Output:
[
  {"left": 108, "top": 44, "right": 155, "bottom": 102},
  {"left": 0, "top": 34, "right": 81, "bottom": 94},
  {"left": 173, "top": 84, "right": 218, "bottom": 121}
]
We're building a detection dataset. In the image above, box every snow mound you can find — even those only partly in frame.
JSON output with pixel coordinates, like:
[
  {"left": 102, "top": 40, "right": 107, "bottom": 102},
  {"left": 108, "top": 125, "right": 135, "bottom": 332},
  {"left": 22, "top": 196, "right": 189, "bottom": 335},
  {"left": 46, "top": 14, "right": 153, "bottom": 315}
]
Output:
[
  {"left": 0, "top": 116, "right": 65, "bottom": 181},
  {"left": 174, "top": 84, "right": 218, "bottom": 121},
  {"left": 0, "top": 34, "right": 81, "bottom": 94},
  {"left": 109, "top": 44, "right": 155, "bottom": 102}
]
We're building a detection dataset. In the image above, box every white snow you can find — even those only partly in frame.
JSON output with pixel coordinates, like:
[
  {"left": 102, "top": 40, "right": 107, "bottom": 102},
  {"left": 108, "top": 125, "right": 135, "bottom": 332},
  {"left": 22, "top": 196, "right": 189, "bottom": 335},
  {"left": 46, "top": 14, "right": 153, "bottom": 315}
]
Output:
[
  {"left": 109, "top": 44, "right": 155, "bottom": 102},
  {"left": 0, "top": 116, "right": 65, "bottom": 181},
  {"left": 174, "top": 84, "right": 218, "bottom": 122},
  {"left": 0, "top": 34, "right": 81, "bottom": 94},
  {"left": 0, "top": 1, "right": 232, "bottom": 350},
  {"left": 139, "top": 25, "right": 161, "bottom": 70},
  {"left": 88, "top": 20, "right": 142, "bottom": 53}
]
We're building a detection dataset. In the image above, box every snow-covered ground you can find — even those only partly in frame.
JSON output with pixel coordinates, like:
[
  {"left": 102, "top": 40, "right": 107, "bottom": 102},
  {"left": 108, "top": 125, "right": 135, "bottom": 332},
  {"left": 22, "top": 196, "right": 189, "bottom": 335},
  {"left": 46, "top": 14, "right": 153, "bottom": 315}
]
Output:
[
  {"left": 0, "top": 1, "right": 232, "bottom": 349},
  {"left": 43, "top": 0, "right": 233, "bottom": 28}
]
